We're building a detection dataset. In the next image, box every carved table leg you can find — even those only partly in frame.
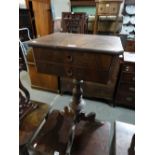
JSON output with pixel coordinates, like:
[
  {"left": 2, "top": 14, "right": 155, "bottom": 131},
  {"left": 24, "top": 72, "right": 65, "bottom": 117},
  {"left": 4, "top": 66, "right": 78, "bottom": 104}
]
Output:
[{"left": 65, "top": 79, "right": 98, "bottom": 155}]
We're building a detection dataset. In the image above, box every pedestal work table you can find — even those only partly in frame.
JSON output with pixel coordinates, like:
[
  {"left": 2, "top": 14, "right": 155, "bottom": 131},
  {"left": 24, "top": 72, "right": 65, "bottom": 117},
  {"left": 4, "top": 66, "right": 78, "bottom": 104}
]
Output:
[{"left": 28, "top": 32, "right": 123, "bottom": 155}]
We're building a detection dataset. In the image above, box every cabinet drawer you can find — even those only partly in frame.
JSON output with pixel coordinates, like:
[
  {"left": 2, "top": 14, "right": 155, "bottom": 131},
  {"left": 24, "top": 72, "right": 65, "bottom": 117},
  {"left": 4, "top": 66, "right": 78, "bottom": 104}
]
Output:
[
  {"left": 117, "top": 83, "right": 135, "bottom": 94},
  {"left": 115, "top": 92, "right": 135, "bottom": 108},
  {"left": 33, "top": 48, "right": 113, "bottom": 71},
  {"left": 97, "top": 3, "right": 119, "bottom": 15},
  {"left": 121, "top": 72, "right": 135, "bottom": 83},
  {"left": 36, "top": 62, "right": 110, "bottom": 83}
]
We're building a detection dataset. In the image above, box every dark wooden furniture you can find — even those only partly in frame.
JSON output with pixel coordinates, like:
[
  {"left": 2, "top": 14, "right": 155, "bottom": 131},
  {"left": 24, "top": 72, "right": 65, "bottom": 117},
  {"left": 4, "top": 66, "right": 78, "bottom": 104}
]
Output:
[
  {"left": 28, "top": 32, "right": 123, "bottom": 84},
  {"left": 115, "top": 52, "right": 135, "bottom": 108},
  {"left": 114, "top": 121, "right": 135, "bottom": 155},
  {"left": 28, "top": 32, "right": 123, "bottom": 154},
  {"left": 93, "top": 0, "right": 123, "bottom": 34},
  {"left": 26, "top": 48, "right": 59, "bottom": 92},
  {"left": 31, "top": 110, "right": 111, "bottom": 155},
  {"left": 61, "top": 12, "right": 88, "bottom": 33},
  {"left": 71, "top": 0, "right": 95, "bottom": 6},
  {"left": 19, "top": 65, "right": 49, "bottom": 155},
  {"left": 125, "top": 40, "right": 135, "bottom": 52},
  {"left": 60, "top": 59, "right": 120, "bottom": 101}
]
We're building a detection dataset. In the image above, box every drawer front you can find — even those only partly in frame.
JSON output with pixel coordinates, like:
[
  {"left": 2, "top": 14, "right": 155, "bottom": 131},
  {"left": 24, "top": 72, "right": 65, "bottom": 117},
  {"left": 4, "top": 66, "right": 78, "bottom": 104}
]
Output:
[
  {"left": 35, "top": 62, "right": 110, "bottom": 83},
  {"left": 121, "top": 72, "right": 135, "bottom": 83},
  {"left": 97, "top": 3, "right": 119, "bottom": 15},
  {"left": 115, "top": 92, "right": 135, "bottom": 108},
  {"left": 33, "top": 48, "right": 113, "bottom": 71},
  {"left": 117, "top": 83, "right": 135, "bottom": 94}
]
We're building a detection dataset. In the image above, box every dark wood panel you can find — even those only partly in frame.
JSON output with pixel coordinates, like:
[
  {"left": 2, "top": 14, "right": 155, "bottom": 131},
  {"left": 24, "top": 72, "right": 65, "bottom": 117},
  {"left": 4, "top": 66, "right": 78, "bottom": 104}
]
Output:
[
  {"left": 114, "top": 52, "right": 135, "bottom": 108},
  {"left": 27, "top": 49, "right": 59, "bottom": 92},
  {"left": 33, "top": 48, "right": 113, "bottom": 71},
  {"left": 71, "top": 0, "right": 95, "bottom": 6}
]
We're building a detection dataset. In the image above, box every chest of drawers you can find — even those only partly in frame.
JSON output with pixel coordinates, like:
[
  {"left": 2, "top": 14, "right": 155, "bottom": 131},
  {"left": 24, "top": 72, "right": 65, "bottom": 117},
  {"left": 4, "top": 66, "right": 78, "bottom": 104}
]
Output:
[
  {"left": 28, "top": 32, "right": 123, "bottom": 85},
  {"left": 115, "top": 52, "right": 135, "bottom": 108}
]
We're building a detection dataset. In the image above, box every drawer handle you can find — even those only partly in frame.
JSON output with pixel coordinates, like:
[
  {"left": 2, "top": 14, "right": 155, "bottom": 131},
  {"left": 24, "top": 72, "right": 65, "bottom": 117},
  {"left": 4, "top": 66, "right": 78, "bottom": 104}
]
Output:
[
  {"left": 129, "top": 87, "right": 135, "bottom": 91},
  {"left": 67, "top": 55, "right": 73, "bottom": 62},
  {"left": 66, "top": 69, "right": 72, "bottom": 77}
]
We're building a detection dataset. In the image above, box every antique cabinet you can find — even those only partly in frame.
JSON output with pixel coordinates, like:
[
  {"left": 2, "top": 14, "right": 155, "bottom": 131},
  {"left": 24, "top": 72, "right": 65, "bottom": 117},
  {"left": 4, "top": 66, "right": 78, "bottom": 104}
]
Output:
[
  {"left": 115, "top": 52, "right": 135, "bottom": 108},
  {"left": 25, "top": 0, "right": 53, "bottom": 37},
  {"left": 26, "top": 48, "right": 59, "bottom": 92},
  {"left": 23, "top": 0, "right": 58, "bottom": 92}
]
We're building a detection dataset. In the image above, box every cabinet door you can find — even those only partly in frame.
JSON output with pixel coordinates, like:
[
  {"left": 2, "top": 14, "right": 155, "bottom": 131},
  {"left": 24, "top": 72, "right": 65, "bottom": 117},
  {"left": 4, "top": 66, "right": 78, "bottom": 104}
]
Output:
[{"left": 32, "top": 0, "right": 53, "bottom": 37}]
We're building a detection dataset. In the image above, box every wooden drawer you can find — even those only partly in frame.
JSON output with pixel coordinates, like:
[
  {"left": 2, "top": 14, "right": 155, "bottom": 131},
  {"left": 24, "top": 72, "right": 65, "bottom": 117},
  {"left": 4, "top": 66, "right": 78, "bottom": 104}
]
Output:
[
  {"left": 120, "top": 72, "right": 135, "bottom": 83},
  {"left": 36, "top": 62, "right": 110, "bottom": 83},
  {"left": 33, "top": 47, "right": 118, "bottom": 84},
  {"left": 33, "top": 48, "right": 113, "bottom": 71},
  {"left": 60, "top": 77, "right": 118, "bottom": 100},
  {"left": 115, "top": 91, "right": 135, "bottom": 108},
  {"left": 117, "top": 83, "right": 135, "bottom": 94},
  {"left": 28, "top": 63, "right": 58, "bottom": 92},
  {"left": 97, "top": 2, "right": 119, "bottom": 15}
]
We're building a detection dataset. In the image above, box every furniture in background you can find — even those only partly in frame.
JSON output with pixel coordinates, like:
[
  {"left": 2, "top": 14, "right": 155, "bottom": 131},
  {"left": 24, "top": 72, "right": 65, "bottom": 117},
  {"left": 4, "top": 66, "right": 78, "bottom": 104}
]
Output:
[
  {"left": 93, "top": 0, "right": 123, "bottom": 34},
  {"left": 28, "top": 33, "right": 123, "bottom": 154},
  {"left": 114, "top": 52, "right": 135, "bottom": 108},
  {"left": 113, "top": 121, "right": 135, "bottom": 155},
  {"left": 27, "top": 48, "right": 59, "bottom": 92},
  {"left": 50, "top": 0, "right": 71, "bottom": 32},
  {"left": 71, "top": 0, "right": 124, "bottom": 33},
  {"left": 19, "top": 28, "right": 59, "bottom": 93},
  {"left": 60, "top": 59, "right": 120, "bottom": 102},
  {"left": 25, "top": 0, "right": 53, "bottom": 37},
  {"left": 19, "top": 64, "right": 49, "bottom": 155},
  {"left": 61, "top": 12, "right": 88, "bottom": 33}
]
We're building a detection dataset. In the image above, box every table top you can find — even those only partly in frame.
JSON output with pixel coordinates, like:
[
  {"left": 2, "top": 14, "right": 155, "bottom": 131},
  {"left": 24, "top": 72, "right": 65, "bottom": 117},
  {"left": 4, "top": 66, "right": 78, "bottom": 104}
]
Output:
[
  {"left": 31, "top": 110, "right": 111, "bottom": 155},
  {"left": 28, "top": 32, "right": 123, "bottom": 55}
]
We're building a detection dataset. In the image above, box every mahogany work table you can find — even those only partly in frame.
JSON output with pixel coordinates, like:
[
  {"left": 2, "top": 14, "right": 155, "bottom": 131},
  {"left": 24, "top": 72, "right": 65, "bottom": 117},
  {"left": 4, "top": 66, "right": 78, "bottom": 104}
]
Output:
[
  {"left": 28, "top": 32, "right": 123, "bottom": 155},
  {"left": 28, "top": 32, "right": 123, "bottom": 84}
]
